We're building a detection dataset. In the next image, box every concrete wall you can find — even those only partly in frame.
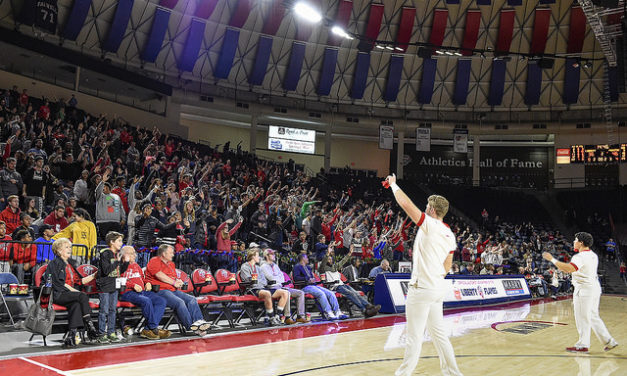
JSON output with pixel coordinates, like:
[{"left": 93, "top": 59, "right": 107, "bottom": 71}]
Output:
[{"left": 180, "top": 117, "right": 391, "bottom": 177}]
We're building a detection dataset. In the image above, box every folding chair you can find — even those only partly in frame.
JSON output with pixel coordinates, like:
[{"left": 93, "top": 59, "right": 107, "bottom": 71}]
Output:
[
  {"left": 193, "top": 270, "right": 236, "bottom": 329},
  {"left": 0, "top": 272, "right": 18, "bottom": 325}
]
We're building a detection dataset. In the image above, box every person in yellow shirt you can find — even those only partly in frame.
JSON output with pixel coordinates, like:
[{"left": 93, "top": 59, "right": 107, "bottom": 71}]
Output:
[{"left": 52, "top": 208, "right": 98, "bottom": 262}]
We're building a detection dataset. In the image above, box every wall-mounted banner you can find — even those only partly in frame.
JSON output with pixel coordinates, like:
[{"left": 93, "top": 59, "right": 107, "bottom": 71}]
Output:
[
  {"left": 379, "top": 125, "right": 394, "bottom": 150},
  {"left": 453, "top": 129, "right": 468, "bottom": 153},
  {"left": 416, "top": 128, "right": 431, "bottom": 152}
]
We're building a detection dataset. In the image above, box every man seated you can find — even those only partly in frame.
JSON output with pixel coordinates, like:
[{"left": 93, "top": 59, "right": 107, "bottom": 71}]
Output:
[
  {"left": 260, "top": 248, "right": 309, "bottom": 324},
  {"left": 240, "top": 248, "right": 289, "bottom": 326},
  {"left": 318, "top": 252, "right": 380, "bottom": 318},
  {"left": 11, "top": 229, "right": 36, "bottom": 283},
  {"left": 145, "top": 244, "right": 209, "bottom": 336},
  {"left": 119, "top": 246, "right": 171, "bottom": 340},
  {"left": 293, "top": 253, "right": 345, "bottom": 320},
  {"left": 368, "top": 259, "right": 391, "bottom": 278}
]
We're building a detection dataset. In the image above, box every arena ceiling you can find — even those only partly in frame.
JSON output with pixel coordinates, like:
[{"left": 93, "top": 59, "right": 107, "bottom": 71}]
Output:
[{"left": 0, "top": 0, "right": 624, "bottom": 119}]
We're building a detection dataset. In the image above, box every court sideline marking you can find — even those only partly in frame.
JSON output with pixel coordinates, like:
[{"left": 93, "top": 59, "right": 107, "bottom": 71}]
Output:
[
  {"left": 18, "top": 357, "right": 74, "bottom": 376},
  {"left": 276, "top": 354, "right": 627, "bottom": 375}
]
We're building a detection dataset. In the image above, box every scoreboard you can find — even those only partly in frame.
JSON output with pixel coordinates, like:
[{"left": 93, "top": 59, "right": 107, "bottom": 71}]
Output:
[{"left": 568, "top": 144, "right": 626, "bottom": 164}]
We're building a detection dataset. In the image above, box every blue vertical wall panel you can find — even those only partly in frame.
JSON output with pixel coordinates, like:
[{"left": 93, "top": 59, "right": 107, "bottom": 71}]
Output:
[
  {"left": 524, "top": 62, "right": 542, "bottom": 105},
  {"left": 62, "top": 0, "right": 92, "bottom": 41},
  {"left": 488, "top": 59, "right": 506, "bottom": 106},
  {"left": 562, "top": 58, "right": 580, "bottom": 104},
  {"left": 249, "top": 36, "right": 273, "bottom": 85},
  {"left": 283, "top": 42, "right": 306, "bottom": 91},
  {"left": 383, "top": 55, "right": 404, "bottom": 102},
  {"left": 453, "top": 60, "right": 472, "bottom": 105},
  {"left": 317, "top": 48, "right": 338, "bottom": 96},
  {"left": 214, "top": 28, "right": 240, "bottom": 79},
  {"left": 141, "top": 8, "right": 171, "bottom": 62},
  {"left": 418, "top": 58, "right": 437, "bottom": 104},
  {"left": 178, "top": 18, "right": 206, "bottom": 72},
  {"left": 102, "top": 0, "right": 134, "bottom": 53},
  {"left": 350, "top": 52, "right": 371, "bottom": 99}
]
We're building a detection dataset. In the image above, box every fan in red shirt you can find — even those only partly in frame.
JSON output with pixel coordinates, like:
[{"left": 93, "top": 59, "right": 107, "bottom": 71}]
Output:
[
  {"left": 118, "top": 246, "right": 171, "bottom": 339},
  {"left": 43, "top": 205, "right": 69, "bottom": 233},
  {"left": 37, "top": 101, "right": 51, "bottom": 120},
  {"left": 19, "top": 89, "right": 29, "bottom": 108},
  {"left": 11, "top": 230, "right": 36, "bottom": 283},
  {"left": 0, "top": 222, "right": 12, "bottom": 272},
  {"left": 144, "top": 244, "right": 209, "bottom": 335}
]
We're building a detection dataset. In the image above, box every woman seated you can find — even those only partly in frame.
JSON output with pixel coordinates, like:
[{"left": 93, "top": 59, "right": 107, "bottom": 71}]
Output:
[
  {"left": 118, "top": 245, "right": 171, "bottom": 340},
  {"left": 46, "top": 238, "right": 99, "bottom": 348}
]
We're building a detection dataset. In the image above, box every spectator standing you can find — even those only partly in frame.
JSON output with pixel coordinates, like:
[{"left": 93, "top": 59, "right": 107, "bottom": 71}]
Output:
[
  {"left": 52, "top": 208, "right": 97, "bottom": 260},
  {"left": 95, "top": 170, "right": 125, "bottom": 240},
  {"left": 73, "top": 170, "right": 90, "bottom": 206},
  {"left": 604, "top": 238, "right": 616, "bottom": 262},
  {"left": 0, "top": 158, "right": 23, "bottom": 203},
  {"left": 96, "top": 232, "right": 128, "bottom": 343}
]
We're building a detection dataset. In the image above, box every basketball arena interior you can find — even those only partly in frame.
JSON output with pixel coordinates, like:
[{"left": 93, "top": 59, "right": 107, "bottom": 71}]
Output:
[{"left": 0, "top": 0, "right": 626, "bottom": 375}]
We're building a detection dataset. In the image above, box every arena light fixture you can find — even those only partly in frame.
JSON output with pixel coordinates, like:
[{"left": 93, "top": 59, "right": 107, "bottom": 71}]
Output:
[
  {"left": 293, "top": 2, "right": 323, "bottom": 23},
  {"left": 375, "top": 45, "right": 385, "bottom": 50},
  {"left": 331, "top": 25, "right": 353, "bottom": 40}
]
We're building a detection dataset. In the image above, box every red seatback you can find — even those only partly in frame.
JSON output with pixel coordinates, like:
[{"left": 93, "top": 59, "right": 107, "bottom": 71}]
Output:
[
  {"left": 77, "top": 264, "right": 98, "bottom": 293},
  {"left": 175, "top": 269, "right": 193, "bottom": 293},
  {"left": 339, "top": 273, "right": 348, "bottom": 283},
  {"left": 214, "top": 269, "right": 238, "bottom": 294},
  {"left": 191, "top": 268, "right": 216, "bottom": 295},
  {"left": 35, "top": 264, "right": 48, "bottom": 287}
]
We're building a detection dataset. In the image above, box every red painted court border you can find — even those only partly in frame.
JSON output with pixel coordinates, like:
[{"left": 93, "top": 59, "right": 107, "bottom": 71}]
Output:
[{"left": 0, "top": 295, "right": 575, "bottom": 373}]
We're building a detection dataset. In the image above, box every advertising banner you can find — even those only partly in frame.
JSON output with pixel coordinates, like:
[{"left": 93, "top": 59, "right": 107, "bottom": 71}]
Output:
[
  {"left": 416, "top": 128, "right": 431, "bottom": 152},
  {"left": 379, "top": 125, "right": 394, "bottom": 150}
]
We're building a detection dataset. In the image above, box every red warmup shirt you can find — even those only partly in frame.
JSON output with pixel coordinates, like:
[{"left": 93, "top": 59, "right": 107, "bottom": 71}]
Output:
[
  {"left": 0, "top": 235, "right": 12, "bottom": 262},
  {"left": 145, "top": 257, "right": 177, "bottom": 291},
  {"left": 11, "top": 243, "right": 36, "bottom": 267},
  {"left": 121, "top": 262, "right": 145, "bottom": 293},
  {"left": 43, "top": 212, "right": 69, "bottom": 233}
]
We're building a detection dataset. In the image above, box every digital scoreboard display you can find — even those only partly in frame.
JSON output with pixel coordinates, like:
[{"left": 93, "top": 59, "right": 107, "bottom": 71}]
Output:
[{"left": 569, "top": 144, "right": 626, "bottom": 164}]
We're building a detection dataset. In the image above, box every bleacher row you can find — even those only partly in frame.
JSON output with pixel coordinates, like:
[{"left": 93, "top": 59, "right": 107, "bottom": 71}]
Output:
[{"left": 30, "top": 262, "right": 367, "bottom": 345}]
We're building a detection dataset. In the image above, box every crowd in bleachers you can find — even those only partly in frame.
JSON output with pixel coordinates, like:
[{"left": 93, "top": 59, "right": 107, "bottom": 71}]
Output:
[{"left": 0, "top": 83, "right": 606, "bottom": 349}]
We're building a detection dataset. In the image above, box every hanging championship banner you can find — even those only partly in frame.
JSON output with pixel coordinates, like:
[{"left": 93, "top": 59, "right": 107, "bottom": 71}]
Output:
[
  {"left": 18, "top": 0, "right": 58, "bottom": 34},
  {"left": 379, "top": 125, "right": 394, "bottom": 150},
  {"left": 416, "top": 128, "right": 431, "bottom": 152},
  {"left": 453, "top": 129, "right": 468, "bottom": 153}
]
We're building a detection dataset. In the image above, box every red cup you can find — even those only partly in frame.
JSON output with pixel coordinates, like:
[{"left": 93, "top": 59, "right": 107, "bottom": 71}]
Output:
[{"left": 9, "top": 284, "right": 18, "bottom": 295}]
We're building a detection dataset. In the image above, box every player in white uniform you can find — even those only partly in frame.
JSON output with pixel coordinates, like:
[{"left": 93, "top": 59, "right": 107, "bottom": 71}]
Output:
[
  {"left": 385, "top": 174, "right": 463, "bottom": 376},
  {"left": 542, "top": 231, "right": 618, "bottom": 353}
]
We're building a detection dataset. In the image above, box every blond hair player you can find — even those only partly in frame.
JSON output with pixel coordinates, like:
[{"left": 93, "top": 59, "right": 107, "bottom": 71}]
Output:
[
  {"left": 542, "top": 232, "right": 618, "bottom": 353},
  {"left": 385, "top": 174, "right": 463, "bottom": 376}
]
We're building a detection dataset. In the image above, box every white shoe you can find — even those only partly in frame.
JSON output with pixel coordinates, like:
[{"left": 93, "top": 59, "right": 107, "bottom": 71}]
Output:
[
  {"left": 334, "top": 311, "right": 348, "bottom": 320},
  {"left": 190, "top": 320, "right": 209, "bottom": 331},
  {"left": 326, "top": 311, "right": 337, "bottom": 320},
  {"left": 605, "top": 339, "right": 619, "bottom": 352}
]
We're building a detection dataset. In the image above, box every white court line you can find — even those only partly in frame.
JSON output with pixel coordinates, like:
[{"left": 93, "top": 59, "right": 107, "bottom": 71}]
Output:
[
  {"left": 18, "top": 357, "right": 74, "bottom": 376},
  {"left": 67, "top": 325, "right": 394, "bottom": 372}
]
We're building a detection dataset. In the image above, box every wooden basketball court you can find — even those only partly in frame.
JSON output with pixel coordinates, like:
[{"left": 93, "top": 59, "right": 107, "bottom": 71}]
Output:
[{"left": 2, "top": 296, "right": 625, "bottom": 376}]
